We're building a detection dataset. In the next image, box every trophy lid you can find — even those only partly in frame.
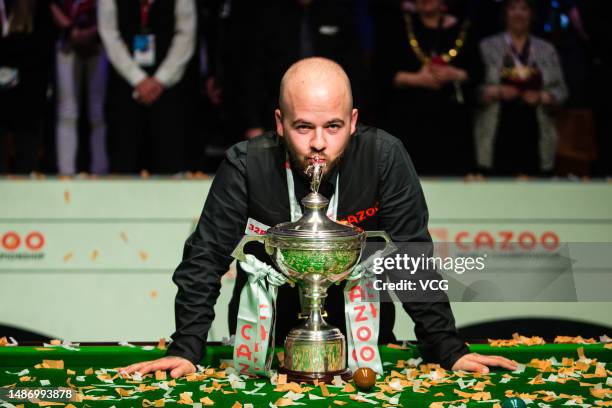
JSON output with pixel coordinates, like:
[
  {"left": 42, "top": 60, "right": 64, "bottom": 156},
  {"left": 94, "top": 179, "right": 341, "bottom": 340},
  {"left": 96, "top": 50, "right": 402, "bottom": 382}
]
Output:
[{"left": 267, "top": 158, "right": 363, "bottom": 240}]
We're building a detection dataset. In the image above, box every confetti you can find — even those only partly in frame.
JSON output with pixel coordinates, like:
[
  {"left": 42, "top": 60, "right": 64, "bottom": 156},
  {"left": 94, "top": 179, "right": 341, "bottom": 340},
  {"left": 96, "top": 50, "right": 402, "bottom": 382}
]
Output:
[
  {"left": 200, "top": 397, "right": 214, "bottom": 406},
  {"left": 63, "top": 252, "right": 74, "bottom": 262},
  {"left": 120, "top": 231, "right": 129, "bottom": 243},
  {"left": 157, "top": 338, "right": 166, "bottom": 350},
  {"left": 155, "top": 371, "right": 166, "bottom": 380},
  {"left": 139, "top": 250, "right": 149, "bottom": 261},
  {"left": 90, "top": 250, "right": 99, "bottom": 261},
  {"left": 64, "top": 190, "right": 71, "bottom": 203}
]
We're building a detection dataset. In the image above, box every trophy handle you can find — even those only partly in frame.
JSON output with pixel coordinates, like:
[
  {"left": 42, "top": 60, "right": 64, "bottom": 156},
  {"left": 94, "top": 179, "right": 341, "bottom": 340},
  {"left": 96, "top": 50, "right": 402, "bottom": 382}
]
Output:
[
  {"left": 361, "top": 230, "right": 398, "bottom": 269},
  {"left": 231, "top": 235, "right": 264, "bottom": 262}
]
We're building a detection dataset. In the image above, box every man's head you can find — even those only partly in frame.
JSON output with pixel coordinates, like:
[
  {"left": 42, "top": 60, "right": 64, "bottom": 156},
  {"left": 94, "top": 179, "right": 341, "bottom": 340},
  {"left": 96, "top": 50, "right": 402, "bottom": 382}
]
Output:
[{"left": 275, "top": 57, "right": 358, "bottom": 176}]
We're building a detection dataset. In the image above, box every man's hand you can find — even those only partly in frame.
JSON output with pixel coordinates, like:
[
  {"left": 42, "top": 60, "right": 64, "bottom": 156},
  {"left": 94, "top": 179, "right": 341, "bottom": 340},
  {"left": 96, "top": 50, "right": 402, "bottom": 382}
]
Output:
[
  {"left": 430, "top": 64, "right": 467, "bottom": 83},
  {"left": 135, "top": 77, "right": 165, "bottom": 105},
  {"left": 416, "top": 66, "right": 442, "bottom": 90},
  {"left": 452, "top": 352, "right": 518, "bottom": 374},
  {"left": 522, "top": 90, "right": 541, "bottom": 106},
  {"left": 499, "top": 85, "right": 520, "bottom": 101},
  {"left": 119, "top": 356, "right": 196, "bottom": 379}
]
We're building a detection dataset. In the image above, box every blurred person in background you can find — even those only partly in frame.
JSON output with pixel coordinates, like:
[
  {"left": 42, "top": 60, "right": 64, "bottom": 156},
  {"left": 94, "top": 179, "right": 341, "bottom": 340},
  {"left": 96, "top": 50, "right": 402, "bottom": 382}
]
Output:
[
  {"left": 0, "top": 0, "right": 54, "bottom": 174},
  {"left": 373, "top": 0, "right": 483, "bottom": 176},
  {"left": 475, "top": 0, "right": 567, "bottom": 176},
  {"left": 241, "top": 0, "right": 366, "bottom": 139},
  {"left": 51, "top": 0, "right": 108, "bottom": 175},
  {"left": 98, "top": 0, "right": 196, "bottom": 174}
]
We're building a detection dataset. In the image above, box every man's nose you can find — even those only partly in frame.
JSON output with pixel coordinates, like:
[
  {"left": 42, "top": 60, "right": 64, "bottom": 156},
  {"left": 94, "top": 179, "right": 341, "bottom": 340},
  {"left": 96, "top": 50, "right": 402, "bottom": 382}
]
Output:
[{"left": 310, "top": 127, "right": 327, "bottom": 151}]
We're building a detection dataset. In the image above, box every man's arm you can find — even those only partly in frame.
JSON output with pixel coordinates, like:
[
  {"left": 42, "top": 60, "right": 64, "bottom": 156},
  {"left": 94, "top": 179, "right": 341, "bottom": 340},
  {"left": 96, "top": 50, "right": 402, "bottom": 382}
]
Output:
[
  {"left": 153, "top": 0, "right": 196, "bottom": 87},
  {"left": 97, "top": 0, "right": 147, "bottom": 86},
  {"left": 166, "top": 143, "right": 249, "bottom": 365},
  {"left": 375, "top": 132, "right": 470, "bottom": 369}
]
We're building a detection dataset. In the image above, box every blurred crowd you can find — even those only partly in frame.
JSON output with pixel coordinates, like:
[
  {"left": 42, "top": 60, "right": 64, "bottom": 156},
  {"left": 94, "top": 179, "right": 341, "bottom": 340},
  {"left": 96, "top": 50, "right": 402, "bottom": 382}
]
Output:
[{"left": 0, "top": 0, "right": 610, "bottom": 177}]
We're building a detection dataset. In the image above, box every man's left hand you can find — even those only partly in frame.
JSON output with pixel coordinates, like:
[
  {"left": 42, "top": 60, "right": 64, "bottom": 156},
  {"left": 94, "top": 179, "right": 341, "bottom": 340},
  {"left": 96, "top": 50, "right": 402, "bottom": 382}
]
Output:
[{"left": 452, "top": 352, "right": 518, "bottom": 374}]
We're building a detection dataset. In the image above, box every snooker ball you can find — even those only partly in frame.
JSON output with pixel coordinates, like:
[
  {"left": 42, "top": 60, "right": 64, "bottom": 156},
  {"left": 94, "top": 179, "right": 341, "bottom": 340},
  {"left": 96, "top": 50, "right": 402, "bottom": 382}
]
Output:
[
  {"left": 502, "top": 397, "right": 527, "bottom": 408},
  {"left": 352, "top": 367, "right": 376, "bottom": 390}
]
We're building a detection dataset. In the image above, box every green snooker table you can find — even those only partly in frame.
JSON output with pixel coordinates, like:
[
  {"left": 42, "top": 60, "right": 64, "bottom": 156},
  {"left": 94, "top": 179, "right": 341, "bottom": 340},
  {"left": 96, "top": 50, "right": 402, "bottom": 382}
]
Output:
[{"left": 0, "top": 341, "right": 610, "bottom": 407}]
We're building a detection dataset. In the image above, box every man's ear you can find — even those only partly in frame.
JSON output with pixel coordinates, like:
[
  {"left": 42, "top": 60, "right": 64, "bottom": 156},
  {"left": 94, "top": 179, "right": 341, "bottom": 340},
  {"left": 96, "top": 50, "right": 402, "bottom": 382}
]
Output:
[
  {"left": 350, "top": 108, "right": 359, "bottom": 135},
  {"left": 275, "top": 109, "right": 284, "bottom": 137}
]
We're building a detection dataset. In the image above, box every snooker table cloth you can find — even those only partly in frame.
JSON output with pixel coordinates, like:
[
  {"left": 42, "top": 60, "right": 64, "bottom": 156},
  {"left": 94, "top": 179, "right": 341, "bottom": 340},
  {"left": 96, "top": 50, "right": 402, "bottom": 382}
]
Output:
[{"left": 0, "top": 342, "right": 610, "bottom": 407}]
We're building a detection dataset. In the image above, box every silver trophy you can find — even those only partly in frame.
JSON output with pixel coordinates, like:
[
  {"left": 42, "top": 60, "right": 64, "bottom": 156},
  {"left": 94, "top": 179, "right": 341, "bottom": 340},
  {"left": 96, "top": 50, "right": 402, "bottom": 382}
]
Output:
[{"left": 233, "top": 159, "right": 390, "bottom": 382}]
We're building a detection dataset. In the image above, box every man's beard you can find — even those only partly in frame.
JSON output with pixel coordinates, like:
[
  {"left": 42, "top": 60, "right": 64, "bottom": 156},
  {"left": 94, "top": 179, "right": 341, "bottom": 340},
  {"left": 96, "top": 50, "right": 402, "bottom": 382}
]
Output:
[{"left": 283, "top": 140, "right": 345, "bottom": 183}]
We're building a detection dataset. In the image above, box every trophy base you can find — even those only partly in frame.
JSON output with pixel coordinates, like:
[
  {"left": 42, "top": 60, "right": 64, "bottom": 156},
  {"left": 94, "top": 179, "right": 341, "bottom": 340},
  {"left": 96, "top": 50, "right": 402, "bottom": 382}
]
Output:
[{"left": 277, "top": 366, "right": 353, "bottom": 383}]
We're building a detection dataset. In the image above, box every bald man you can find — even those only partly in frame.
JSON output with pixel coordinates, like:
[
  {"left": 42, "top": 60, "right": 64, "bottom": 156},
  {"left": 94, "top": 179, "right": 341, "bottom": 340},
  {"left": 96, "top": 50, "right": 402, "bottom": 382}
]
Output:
[{"left": 122, "top": 57, "right": 518, "bottom": 378}]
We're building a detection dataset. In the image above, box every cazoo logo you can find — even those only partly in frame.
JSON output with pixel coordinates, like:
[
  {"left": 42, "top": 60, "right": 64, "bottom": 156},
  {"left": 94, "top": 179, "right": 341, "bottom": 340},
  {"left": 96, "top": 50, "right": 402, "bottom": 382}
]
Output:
[
  {"left": 1, "top": 231, "right": 46, "bottom": 259},
  {"left": 454, "top": 230, "right": 560, "bottom": 251}
]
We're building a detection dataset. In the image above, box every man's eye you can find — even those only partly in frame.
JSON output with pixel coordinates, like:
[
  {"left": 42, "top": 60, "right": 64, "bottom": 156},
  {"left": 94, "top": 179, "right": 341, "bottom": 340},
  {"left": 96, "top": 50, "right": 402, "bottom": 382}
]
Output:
[{"left": 328, "top": 124, "right": 341, "bottom": 130}]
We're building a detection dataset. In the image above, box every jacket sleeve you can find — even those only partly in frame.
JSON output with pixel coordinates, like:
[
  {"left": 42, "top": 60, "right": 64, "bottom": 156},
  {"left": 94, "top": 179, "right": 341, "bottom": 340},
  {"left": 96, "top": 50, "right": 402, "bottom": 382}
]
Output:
[{"left": 166, "top": 144, "right": 249, "bottom": 365}]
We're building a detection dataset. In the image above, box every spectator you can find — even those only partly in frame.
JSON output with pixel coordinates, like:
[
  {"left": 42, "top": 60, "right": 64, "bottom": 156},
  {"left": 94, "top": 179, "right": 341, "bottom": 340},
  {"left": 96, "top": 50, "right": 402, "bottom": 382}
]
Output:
[
  {"left": 373, "top": 0, "right": 482, "bottom": 175},
  {"left": 98, "top": 0, "right": 196, "bottom": 174},
  {"left": 51, "top": 0, "right": 108, "bottom": 175},
  {"left": 241, "top": 0, "right": 366, "bottom": 139},
  {"left": 0, "top": 0, "right": 54, "bottom": 174},
  {"left": 475, "top": 0, "right": 567, "bottom": 176}
]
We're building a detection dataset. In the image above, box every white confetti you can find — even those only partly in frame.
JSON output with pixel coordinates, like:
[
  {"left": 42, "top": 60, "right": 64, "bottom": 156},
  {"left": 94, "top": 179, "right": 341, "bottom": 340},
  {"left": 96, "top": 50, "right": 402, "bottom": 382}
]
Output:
[
  {"left": 599, "top": 335, "right": 611, "bottom": 343},
  {"left": 308, "top": 393, "right": 325, "bottom": 400},
  {"left": 141, "top": 346, "right": 155, "bottom": 351},
  {"left": 389, "top": 396, "right": 399, "bottom": 405},
  {"left": 132, "top": 372, "right": 142, "bottom": 382},
  {"left": 407, "top": 357, "right": 423, "bottom": 367},
  {"left": 40, "top": 380, "right": 50, "bottom": 386},
  {"left": 500, "top": 377, "right": 512, "bottom": 384},
  {"left": 76, "top": 376, "right": 86, "bottom": 382},
  {"left": 512, "top": 363, "right": 526, "bottom": 374},
  {"left": 118, "top": 341, "right": 135, "bottom": 348},
  {"left": 283, "top": 391, "right": 305, "bottom": 401},
  {"left": 333, "top": 375, "right": 343, "bottom": 387}
]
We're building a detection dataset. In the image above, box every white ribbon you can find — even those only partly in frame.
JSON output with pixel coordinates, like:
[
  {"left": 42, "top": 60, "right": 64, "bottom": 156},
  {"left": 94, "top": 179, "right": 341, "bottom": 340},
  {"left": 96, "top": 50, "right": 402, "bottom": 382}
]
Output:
[{"left": 233, "top": 254, "right": 286, "bottom": 376}]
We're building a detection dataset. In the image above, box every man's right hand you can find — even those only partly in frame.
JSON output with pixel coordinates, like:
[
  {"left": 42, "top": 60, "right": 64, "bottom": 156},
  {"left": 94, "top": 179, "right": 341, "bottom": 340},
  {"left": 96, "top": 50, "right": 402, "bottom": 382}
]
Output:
[
  {"left": 119, "top": 356, "right": 196, "bottom": 379},
  {"left": 135, "top": 78, "right": 164, "bottom": 105}
]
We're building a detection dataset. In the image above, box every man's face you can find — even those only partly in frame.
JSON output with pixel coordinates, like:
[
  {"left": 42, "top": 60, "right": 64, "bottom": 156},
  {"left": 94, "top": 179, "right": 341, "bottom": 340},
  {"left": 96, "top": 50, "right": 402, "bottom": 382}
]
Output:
[{"left": 275, "top": 85, "right": 358, "bottom": 177}]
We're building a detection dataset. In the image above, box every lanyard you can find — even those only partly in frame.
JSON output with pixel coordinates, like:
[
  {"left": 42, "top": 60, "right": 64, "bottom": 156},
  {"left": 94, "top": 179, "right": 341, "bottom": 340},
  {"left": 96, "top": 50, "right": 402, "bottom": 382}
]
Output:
[
  {"left": 140, "top": 0, "right": 153, "bottom": 32},
  {"left": 504, "top": 33, "right": 532, "bottom": 68},
  {"left": 0, "top": 0, "right": 9, "bottom": 38},
  {"left": 285, "top": 159, "right": 339, "bottom": 222}
]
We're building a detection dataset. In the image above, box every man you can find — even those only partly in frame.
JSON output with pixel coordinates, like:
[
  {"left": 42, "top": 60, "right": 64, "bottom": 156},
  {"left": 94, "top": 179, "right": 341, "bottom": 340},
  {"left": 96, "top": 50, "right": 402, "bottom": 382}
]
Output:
[
  {"left": 98, "top": 0, "right": 196, "bottom": 173},
  {"left": 122, "top": 57, "right": 517, "bottom": 378}
]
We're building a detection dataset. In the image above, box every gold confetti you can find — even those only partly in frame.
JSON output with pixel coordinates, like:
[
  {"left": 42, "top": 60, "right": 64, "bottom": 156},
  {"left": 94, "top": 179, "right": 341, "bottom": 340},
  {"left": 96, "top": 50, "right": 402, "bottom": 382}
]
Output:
[
  {"left": 0, "top": 337, "right": 7, "bottom": 346},
  {"left": 120, "top": 231, "right": 129, "bottom": 243},
  {"left": 49, "top": 339, "right": 61, "bottom": 345},
  {"left": 277, "top": 374, "right": 287, "bottom": 385},
  {"left": 64, "top": 190, "right": 71, "bottom": 203},
  {"left": 320, "top": 382, "right": 330, "bottom": 397},
  {"left": 157, "top": 338, "right": 166, "bottom": 350},
  {"left": 231, "top": 402, "right": 242, "bottom": 408},
  {"left": 275, "top": 398, "right": 296, "bottom": 406},
  {"left": 150, "top": 290, "right": 159, "bottom": 299},
  {"left": 178, "top": 392, "right": 193, "bottom": 404},
  {"left": 90, "top": 250, "right": 99, "bottom": 261},
  {"left": 333, "top": 401, "right": 348, "bottom": 406},
  {"left": 139, "top": 250, "right": 149, "bottom": 261},
  {"left": 63, "top": 252, "right": 74, "bottom": 262},
  {"left": 386, "top": 343, "right": 408, "bottom": 350},
  {"left": 155, "top": 370, "right": 166, "bottom": 380},
  {"left": 42, "top": 360, "right": 64, "bottom": 369},
  {"left": 200, "top": 397, "right": 214, "bottom": 406},
  {"left": 84, "top": 367, "right": 93, "bottom": 375}
]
